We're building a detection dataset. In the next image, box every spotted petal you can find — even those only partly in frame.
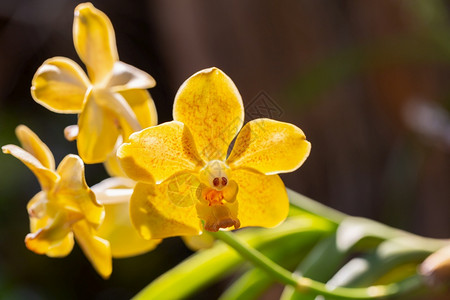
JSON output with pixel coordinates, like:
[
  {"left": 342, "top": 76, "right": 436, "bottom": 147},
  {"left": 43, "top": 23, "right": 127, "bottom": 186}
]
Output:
[
  {"left": 227, "top": 119, "right": 311, "bottom": 175},
  {"left": 15, "top": 125, "right": 55, "bottom": 170},
  {"left": 73, "top": 220, "right": 112, "bottom": 279},
  {"left": 232, "top": 169, "right": 289, "bottom": 228},
  {"left": 73, "top": 3, "right": 118, "bottom": 85},
  {"left": 173, "top": 68, "right": 244, "bottom": 161},
  {"left": 130, "top": 179, "right": 202, "bottom": 240},
  {"left": 118, "top": 121, "right": 204, "bottom": 184},
  {"left": 31, "top": 57, "right": 89, "bottom": 113}
]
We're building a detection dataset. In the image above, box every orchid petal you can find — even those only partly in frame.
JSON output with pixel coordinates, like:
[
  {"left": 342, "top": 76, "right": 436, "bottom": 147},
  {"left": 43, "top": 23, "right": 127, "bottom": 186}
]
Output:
[
  {"left": 103, "top": 138, "right": 128, "bottom": 178},
  {"left": 73, "top": 3, "right": 118, "bottom": 85},
  {"left": 94, "top": 89, "right": 141, "bottom": 134},
  {"left": 46, "top": 233, "right": 75, "bottom": 257},
  {"left": 118, "top": 89, "right": 158, "bottom": 140},
  {"left": 130, "top": 180, "right": 202, "bottom": 240},
  {"left": 16, "top": 125, "right": 55, "bottom": 170},
  {"left": 108, "top": 61, "right": 156, "bottom": 91},
  {"left": 27, "top": 191, "right": 48, "bottom": 220},
  {"left": 54, "top": 155, "right": 104, "bottom": 227},
  {"left": 2, "top": 145, "right": 58, "bottom": 191},
  {"left": 97, "top": 199, "right": 161, "bottom": 258},
  {"left": 31, "top": 57, "right": 89, "bottom": 113},
  {"left": 181, "top": 233, "right": 215, "bottom": 251},
  {"left": 232, "top": 169, "right": 289, "bottom": 228},
  {"left": 92, "top": 177, "right": 160, "bottom": 257},
  {"left": 118, "top": 121, "right": 204, "bottom": 184},
  {"left": 25, "top": 212, "right": 73, "bottom": 256},
  {"left": 77, "top": 90, "right": 120, "bottom": 164},
  {"left": 73, "top": 220, "right": 112, "bottom": 279},
  {"left": 227, "top": 119, "right": 311, "bottom": 175},
  {"left": 173, "top": 67, "right": 244, "bottom": 161}
]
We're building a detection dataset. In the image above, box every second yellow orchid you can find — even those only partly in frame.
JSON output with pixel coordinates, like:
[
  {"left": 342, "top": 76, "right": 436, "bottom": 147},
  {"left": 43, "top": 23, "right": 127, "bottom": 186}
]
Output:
[
  {"left": 2, "top": 125, "right": 109, "bottom": 277},
  {"left": 2, "top": 125, "right": 160, "bottom": 278},
  {"left": 31, "top": 3, "right": 157, "bottom": 164},
  {"left": 118, "top": 67, "right": 311, "bottom": 239}
]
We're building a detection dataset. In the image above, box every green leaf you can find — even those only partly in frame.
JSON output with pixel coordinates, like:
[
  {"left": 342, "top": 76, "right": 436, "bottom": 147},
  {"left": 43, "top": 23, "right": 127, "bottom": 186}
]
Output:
[
  {"left": 219, "top": 268, "right": 274, "bottom": 300},
  {"left": 327, "top": 236, "right": 444, "bottom": 288},
  {"left": 133, "top": 216, "right": 332, "bottom": 300}
]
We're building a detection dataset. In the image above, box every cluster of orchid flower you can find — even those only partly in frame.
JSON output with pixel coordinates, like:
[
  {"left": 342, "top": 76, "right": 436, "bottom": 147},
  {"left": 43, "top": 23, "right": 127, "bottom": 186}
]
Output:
[{"left": 2, "top": 3, "right": 310, "bottom": 279}]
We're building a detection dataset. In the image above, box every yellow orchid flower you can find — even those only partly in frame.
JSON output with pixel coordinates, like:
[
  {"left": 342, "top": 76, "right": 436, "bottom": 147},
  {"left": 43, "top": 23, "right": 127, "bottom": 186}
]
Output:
[
  {"left": 2, "top": 125, "right": 110, "bottom": 278},
  {"left": 31, "top": 2, "right": 157, "bottom": 164},
  {"left": 118, "top": 67, "right": 311, "bottom": 239},
  {"left": 2, "top": 126, "right": 161, "bottom": 278}
]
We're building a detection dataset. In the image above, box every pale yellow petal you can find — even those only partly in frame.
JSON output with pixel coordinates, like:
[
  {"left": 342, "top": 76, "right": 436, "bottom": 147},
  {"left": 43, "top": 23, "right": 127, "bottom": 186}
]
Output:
[
  {"left": 91, "top": 178, "right": 159, "bottom": 257},
  {"left": 130, "top": 181, "right": 202, "bottom": 240},
  {"left": 25, "top": 212, "right": 73, "bottom": 255},
  {"left": 73, "top": 3, "right": 118, "bottom": 85},
  {"left": 77, "top": 91, "right": 120, "bottom": 164},
  {"left": 94, "top": 89, "right": 141, "bottom": 133},
  {"left": 118, "top": 89, "right": 158, "bottom": 140},
  {"left": 181, "top": 233, "right": 215, "bottom": 251},
  {"left": 108, "top": 61, "right": 156, "bottom": 91},
  {"left": 118, "top": 121, "right": 204, "bottom": 184},
  {"left": 227, "top": 119, "right": 311, "bottom": 175},
  {"left": 54, "top": 154, "right": 104, "bottom": 227},
  {"left": 27, "top": 191, "right": 48, "bottom": 220},
  {"left": 97, "top": 200, "right": 161, "bottom": 258},
  {"left": 2, "top": 145, "right": 58, "bottom": 191},
  {"left": 232, "top": 169, "right": 289, "bottom": 228},
  {"left": 103, "top": 140, "right": 128, "bottom": 178},
  {"left": 73, "top": 220, "right": 112, "bottom": 279},
  {"left": 31, "top": 57, "right": 89, "bottom": 113},
  {"left": 173, "top": 67, "right": 244, "bottom": 161},
  {"left": 15, "top": 125, "right": 55, "bottom": 170},
  {"left": 91, "top": 177, "right": 136, "bottom": 193}
]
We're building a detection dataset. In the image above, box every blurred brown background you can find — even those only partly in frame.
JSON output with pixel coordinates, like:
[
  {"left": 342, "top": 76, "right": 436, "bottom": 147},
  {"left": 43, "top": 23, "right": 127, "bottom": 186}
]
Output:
[{"left": 0, "top": 0, "right": 449, "bottom": 299}]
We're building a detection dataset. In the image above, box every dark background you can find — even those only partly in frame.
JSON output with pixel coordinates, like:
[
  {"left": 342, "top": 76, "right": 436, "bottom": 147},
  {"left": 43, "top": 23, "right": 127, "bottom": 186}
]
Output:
[{"left": 0, "top": 0, "right": 449, "bottom": 299}]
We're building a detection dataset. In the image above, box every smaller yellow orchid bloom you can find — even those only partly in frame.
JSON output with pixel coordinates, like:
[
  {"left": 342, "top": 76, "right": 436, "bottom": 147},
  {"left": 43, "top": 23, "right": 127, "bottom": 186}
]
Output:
[
  {"left": 2, "top": 125, "right": 110, "bottom": 278},
  {"left": 118, "top": 68, "right": 311, "bottom": 239},
  {"left": 3, "top": 126, "right": 163, "bottom": 277},
  {"left": 31, "top": 2, "right": 157, "bottom": 164}
]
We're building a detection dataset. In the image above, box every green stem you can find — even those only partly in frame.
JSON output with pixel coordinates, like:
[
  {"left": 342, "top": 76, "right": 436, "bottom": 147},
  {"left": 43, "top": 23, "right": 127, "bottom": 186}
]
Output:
[{"left": 211, "top": 230, "right": 425, "bottom": 299}]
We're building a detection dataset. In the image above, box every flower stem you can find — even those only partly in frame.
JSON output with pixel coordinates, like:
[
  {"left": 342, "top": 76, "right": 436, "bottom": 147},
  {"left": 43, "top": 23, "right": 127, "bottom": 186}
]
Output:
[{"left": 211, "top": 230, "right": 425, "bottom": 299}]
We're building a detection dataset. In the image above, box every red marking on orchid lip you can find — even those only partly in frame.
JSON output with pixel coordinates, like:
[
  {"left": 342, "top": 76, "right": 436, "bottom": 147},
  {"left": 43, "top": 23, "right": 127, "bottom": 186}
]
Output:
[
  {"left": 221, "top": 177, "right": 228, "bottom": 186},
  {"left": 213, "top": 177, "right": 220, "bottom": 187}
]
